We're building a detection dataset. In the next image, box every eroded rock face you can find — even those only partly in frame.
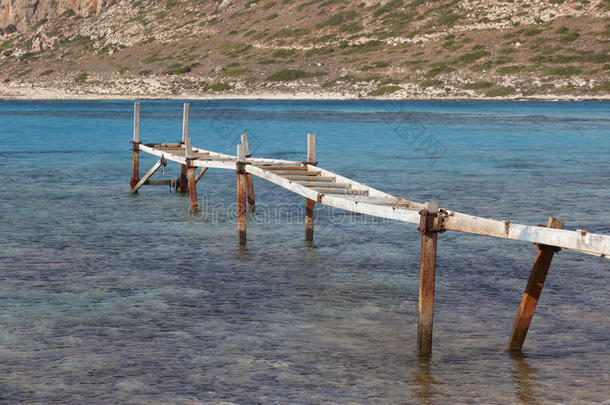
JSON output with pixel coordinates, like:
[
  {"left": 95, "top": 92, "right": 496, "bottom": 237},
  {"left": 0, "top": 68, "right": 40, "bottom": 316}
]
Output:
[{"left": 0, "top": 0, "right": 106, "bottom": 31}]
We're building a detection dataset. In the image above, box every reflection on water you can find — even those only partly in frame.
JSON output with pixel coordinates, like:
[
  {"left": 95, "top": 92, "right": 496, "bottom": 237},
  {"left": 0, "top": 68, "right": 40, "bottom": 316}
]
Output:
[
  {"left": 0, "top": 100, "right": 608, "bottom": 403},
  {"left": 510, "top": 352, "right": 542, "bottom": 405},
  {"left": 412, "top": 358, "right": 439, "bottom": 405}
]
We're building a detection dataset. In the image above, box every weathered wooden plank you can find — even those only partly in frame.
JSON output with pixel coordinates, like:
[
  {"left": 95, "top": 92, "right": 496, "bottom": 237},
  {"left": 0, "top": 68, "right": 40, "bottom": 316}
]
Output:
[
  {"left": 274, "top": 170, "right": 321, "bottom": 176},
  {"left": 337, "top": 195, "right": 422, "bottom": 209},
  {"left": 307, "top": 133, "right": 316, "bottom": 164},
  {"left": 130, "top": 159, "right": 162, "bottom": 194},
  {"left": 313, "top": 188, "right": 365, "bottom": 195},
  {"left": 286, "top": 176, "right": 336, "bottom": 181},
  {"left": 259, "top": 166, "right": 307, "bottom": 171},
  {"left": 245, "top": 165, "right": 320, "bottom": 201},
  {"left": 300, "top": 182, "right": 350, "bottom": 188},
  {"left": 182, "top": 103, "right": 189, "bottom": 143},
  {"left": 313, "top": 165, "right": 394, "bottom": 199},
  {"left": 508, "top": 217, "right": 563, "bottom": 351},
  {"left": 319, "top": 194, "right": 422, "bottom": 223},
  {"left": 417, "top": 201, "right": 439, "bottom": 357},
  {"left": 443, "top": 212, "right": 610, "bottom": 258}
]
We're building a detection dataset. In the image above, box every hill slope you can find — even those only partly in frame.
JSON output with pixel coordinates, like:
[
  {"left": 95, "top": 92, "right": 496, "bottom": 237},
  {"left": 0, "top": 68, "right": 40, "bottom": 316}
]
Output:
[{"left": 0, "top": 0, "right": 609, "bottom": 99}]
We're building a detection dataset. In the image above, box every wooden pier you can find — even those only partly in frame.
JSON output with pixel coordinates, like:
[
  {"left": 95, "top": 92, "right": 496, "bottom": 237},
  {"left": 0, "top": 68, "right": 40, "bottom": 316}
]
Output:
[{"left": 129, "top": 102, "right": 610, "bottom": 357}]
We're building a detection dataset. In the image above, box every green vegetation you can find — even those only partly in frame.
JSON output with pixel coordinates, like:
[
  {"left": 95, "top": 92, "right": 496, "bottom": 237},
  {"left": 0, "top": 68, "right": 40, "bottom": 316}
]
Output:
[
  {"left": 222, "top": 68, "right": 251, "bottom": 76},
  {"left": 453, "top": 50, "right": 490, "bottom": 65},
  {"left": 39, "top": 69, "right": 54, "bottom": 76},
  {"left": 272, "top": 49, "right": 296, "bottom": 58},
  {"left": 164, "top": 63, "right": 198, "bottom": 75},
  {"left": 74, "top": 72, "right": 88, "bottom": 84},
  {"left": 420, "top": 79, "right": 443, "bottom": 88},
  {"left": 497, "top": 65, "right": 522, "bottom": 74},
  {"left": 463, "top": 81, "right": 493, "bottom": 90},
  {"left": 219, "top": 43, "right": 252, "bottom": 58},
  {"left": 369, "top": 85, "right": 401, "bottom": 96},
  {"left": 541, "top": 66, "right": 581, "bottom": 76},
  {"left": 205, "top": 83, "right": 232, "bottom": 91},
  {"left": 485, "top": 86, "right": 515, "bottom": 97},
  {"left": 425, "top": 62, "right": 454, "bottom": 77},
  {"left": 266, "top": 69, "right": 326, "bottom": 81}
]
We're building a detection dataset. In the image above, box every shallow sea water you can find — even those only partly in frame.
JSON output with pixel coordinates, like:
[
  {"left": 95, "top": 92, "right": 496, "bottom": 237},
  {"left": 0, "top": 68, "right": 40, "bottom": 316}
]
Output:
[{"left": 0, "top": 100, "right": 609, "bottom": 404}]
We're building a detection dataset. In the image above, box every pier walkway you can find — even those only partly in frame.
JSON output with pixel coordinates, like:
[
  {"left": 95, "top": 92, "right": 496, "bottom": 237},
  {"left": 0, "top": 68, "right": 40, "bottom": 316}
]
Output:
[{"left": 129, "top": 102, "right": 609, "bottom": 356}]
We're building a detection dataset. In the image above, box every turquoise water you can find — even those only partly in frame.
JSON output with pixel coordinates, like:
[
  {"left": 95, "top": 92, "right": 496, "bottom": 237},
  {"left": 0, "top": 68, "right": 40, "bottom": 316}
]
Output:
[{"left": 0, "top": 100, "right": 609, "bottom": 403}]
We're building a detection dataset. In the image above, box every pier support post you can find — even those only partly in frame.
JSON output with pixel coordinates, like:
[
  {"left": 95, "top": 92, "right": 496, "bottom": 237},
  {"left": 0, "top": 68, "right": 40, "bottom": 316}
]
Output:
[
  {"left": 130, "top": 102, "right": 141, "bottom": 190},
  {"left": 237, "top": 143, "right": 247, "bottom": 245},
  {"left": 417, "top": 201, "right": 441, "bottom": 357},
  {"left": 185, "top": 137, "right": 198, "bottom": 212},
  {"left": 178, "top": 103, "right": 190, "bottom": 193},
  {"left": 304, "top": 133, "right": 316, "bottom": 242},
  {"left": 508, "top": 216, "right": 563, "bottom": 351},
  {"left": 241, "top": 134, "right": 255, "bottom": 213}
]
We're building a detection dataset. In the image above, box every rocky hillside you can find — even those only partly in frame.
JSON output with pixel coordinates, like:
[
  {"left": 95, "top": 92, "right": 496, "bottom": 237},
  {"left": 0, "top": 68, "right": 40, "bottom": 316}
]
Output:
[{"left": 0, "top": 0, "right": 609, "bottom": 99}]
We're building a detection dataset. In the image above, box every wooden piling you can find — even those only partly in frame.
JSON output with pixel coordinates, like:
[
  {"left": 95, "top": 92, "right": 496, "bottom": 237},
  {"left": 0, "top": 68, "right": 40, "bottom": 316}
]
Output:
[
  {"left": 237, "top": 143, "right": 247, "bottom": 245},
  {"left": 417, "top": 201, "right": 439, "bottom": 357},
  {"left": 178, "top": 103, "right": 190, "bottom": 193},
  {"left": 241, "top": 134, "right": 256, "bottom": 213},
  {"left": 185, "top": 137, "right": 198, "bottom": 212},
  {"left": 508, "top": 216, "right": 563, "bottom": 351},
  {"left": 305, "top": 133, "right": 316, "bottom": 241},
  {"left": 130, "top": 102, "right": 141, "bottom": 190}
]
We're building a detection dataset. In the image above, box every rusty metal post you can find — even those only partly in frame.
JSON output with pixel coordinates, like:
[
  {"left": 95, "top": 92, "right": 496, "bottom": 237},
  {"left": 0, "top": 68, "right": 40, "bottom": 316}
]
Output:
[
  {"left": 130, "top": 102, "right": 141, "bottom": 190},
  {"left": 241, "top": 134, "right": 256, "bottom": 213},
  {"left": 508, "top": 216, "right": 563, "bottom": 351},
  {"left": 237, "top": 143, "right": 247, "bottom": 245},
  {"left": 417, "top": 201, "right": 442, "bottom": 357},
  {"left": 185, "top": 137, "right": 198, "bottom": 212},
  {"left": 304, "top": 133, "right": 316, "bottom": 241}
]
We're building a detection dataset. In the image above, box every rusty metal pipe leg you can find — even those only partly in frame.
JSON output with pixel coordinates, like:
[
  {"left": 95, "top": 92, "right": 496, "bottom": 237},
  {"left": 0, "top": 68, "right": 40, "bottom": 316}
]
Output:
[
  {"left": 187, "top": 166, "right": 198, "bottom": 212},
  {"left": 508, "top": 217, "right": 563, "bottom": 351},
  {"left": 417, "top": 201, "right": 441, "bottom": 357},
  {"left": 246, "top": 174, "right": 255, "bottom": 213},
  {"left": 237, "top": 172, "right": 247, "bottom": 245},
  {"left": 178, "top": 164, "right": 188, "bottom": 193},
  {"left": 305, "top": 198, "right": 315, "bottom": 241}
]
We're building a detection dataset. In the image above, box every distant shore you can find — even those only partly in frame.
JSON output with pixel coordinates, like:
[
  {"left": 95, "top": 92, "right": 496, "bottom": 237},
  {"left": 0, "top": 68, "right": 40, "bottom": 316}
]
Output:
[{"left": 1, "top": 83, "right": 608, "bottom": 101}]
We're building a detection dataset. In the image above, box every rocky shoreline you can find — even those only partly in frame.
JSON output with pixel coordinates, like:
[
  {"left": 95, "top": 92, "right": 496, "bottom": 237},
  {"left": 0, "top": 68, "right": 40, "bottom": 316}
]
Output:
[{"left": 2, "top": 81, "right": 609, "bottom": 101}]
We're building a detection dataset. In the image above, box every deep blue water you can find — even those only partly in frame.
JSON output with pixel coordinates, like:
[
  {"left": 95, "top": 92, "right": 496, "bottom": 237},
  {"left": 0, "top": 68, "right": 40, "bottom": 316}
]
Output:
[{"left": 0, "top": 100, "right": 609, "bottom": 403}]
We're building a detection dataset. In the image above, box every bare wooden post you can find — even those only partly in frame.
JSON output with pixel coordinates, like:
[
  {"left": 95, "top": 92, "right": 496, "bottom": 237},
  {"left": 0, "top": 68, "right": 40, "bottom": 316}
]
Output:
[
  {"left": 508, "top": 216, "right": 563, "bottom": 351},
  {"left": 236, "top": 143, "right": 247, "bottom": 245},
  {"left": 185, "top": 137, "right": 198, "bottom": 212},
  {"left": 177, "top": 103, "right": 190, "bottom": 193},
  {"left": 417, "top": 201, "right": 440, "bottom": 357},
  {"left": 305, "top": 133, "right": 316, "bottom": 241},
  {"left": 241, "top": 133, "right": 255, "bottom": 213},
  {"left": 130, "top": 102, "right": 141, "bottom": 190},
  {"left": 182, "top": 102, "right": 190, "bottom": 143}
]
